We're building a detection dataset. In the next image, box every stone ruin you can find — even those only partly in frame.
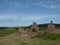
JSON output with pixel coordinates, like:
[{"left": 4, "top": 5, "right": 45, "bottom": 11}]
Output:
[
  {"left": 48, "top": 21, "right": 60, "bottom": 33},
  {"left": 17, "top": 21, "right": 60, "bottom": 36},
  {"left": 30, "top": 22, "right": 39, "bottom": 36},
  {"left": 48, "top": 21, "right": 55, "bottom": 31},
  {"left": 18, "top": 22, "right": 39, "bottom": 36},
  {"left": 18, "top": 27, "right": 28, "bottom": 36}
]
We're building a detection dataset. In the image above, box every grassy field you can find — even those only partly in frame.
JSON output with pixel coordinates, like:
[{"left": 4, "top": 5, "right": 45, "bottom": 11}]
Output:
[
  {"left": 0, "top": 33, "right": 60, "bottom": 45},
  {"left": 0, "top": 29, "right": 60, "bottom": 45},
  {"left": 0, "top": 27, "right": 17, "bottom": 37},
  {"left": 0, "top": 24, "right": 60, "bottom": 45}
]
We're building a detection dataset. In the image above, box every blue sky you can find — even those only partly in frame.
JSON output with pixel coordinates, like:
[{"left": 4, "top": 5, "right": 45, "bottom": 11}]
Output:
[{"left": 0, "top": 0, "right": 60, "bottom": 27}]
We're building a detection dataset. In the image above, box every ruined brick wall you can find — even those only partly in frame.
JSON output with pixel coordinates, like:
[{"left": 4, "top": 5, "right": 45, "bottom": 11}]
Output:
[
  {"left": 30, "top": 22, "right": 39, "bottom": 36},
  {"left": 18, "top": 27, "right": 28, "bottom": 36},
  {"left": 18, "top": 22, "right": 40, "bottom": 36},
  {"left": 48, "top": 21, "right": 55, "bottom": 31}
]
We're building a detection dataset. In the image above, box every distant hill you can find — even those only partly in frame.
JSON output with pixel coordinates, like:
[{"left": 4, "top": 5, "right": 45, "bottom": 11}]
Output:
[
  {"left": 22, "top": 23, "right": 60, "bottom": 30},
  {"left": 0, "top": 24, "right": 60, "bottom": 29},
  {"left": 37, "top": 24, "right": 60, "bottom": 30},
  {"left": 38, "top": 24, "right": 60, "bottom": 27}
]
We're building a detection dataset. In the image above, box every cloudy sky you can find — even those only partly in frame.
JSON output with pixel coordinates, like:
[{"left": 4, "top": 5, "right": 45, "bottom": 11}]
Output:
[{"left": 0, "top": 0, "right": 60, "bottom": 27}]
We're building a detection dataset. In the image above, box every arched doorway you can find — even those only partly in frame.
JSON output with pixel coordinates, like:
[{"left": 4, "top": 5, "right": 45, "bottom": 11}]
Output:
[{"left": 32, "top": 29, "right": 36, "bottom": 32}]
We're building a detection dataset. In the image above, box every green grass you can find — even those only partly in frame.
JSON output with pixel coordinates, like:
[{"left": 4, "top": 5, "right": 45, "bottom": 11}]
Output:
[
  {"left": 0, "top": 28, "right": 60, "bottom": 45},
  {"left": 0, "top": 26, "right": 60, "bottom": 45},
  {"left": 31, "top": 33, "right": 60, "bottom": 40},
  {"left": 0, "top": 27, "right": 48, "bottom": 37},
  {"left": 0, "top": 34, "right": 60, "bottom": 45},
  {"left": 0, "top": 28, "right": 17, "bottom": 37},
  {"left": 39, "top": 27, "right": 48, "bottom": 30}
]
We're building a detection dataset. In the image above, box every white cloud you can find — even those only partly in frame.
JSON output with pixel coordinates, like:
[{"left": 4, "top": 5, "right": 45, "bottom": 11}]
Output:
[
  {"left": 5, "top": 0, "right": 59, "bottom": 9},
  {"left": 0, "top": 15, "right": 59, "bottom": 27},
  {"left": 0, "top": 15, "right": 42, "bottom": 20},
  {"left": 0, "top": 23, "right": 21, "bottom": 27},
  {"left": 36, "top": 0, "right": 60, "bottom": 9},
  {"left": 0, "top": 15, "right": 18, "bottom": 20},
  {"left": 21, "top": 15, "right": 47, "bottom": 20},
  {"left": 0, "top": 15, "right": 46, "bottom": 20},
  {"left": 1, "top": 0, "right": 60, "bottom": 9},
  {"left": 0, "top": 15, "right": 59, "bottom": 21}
]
